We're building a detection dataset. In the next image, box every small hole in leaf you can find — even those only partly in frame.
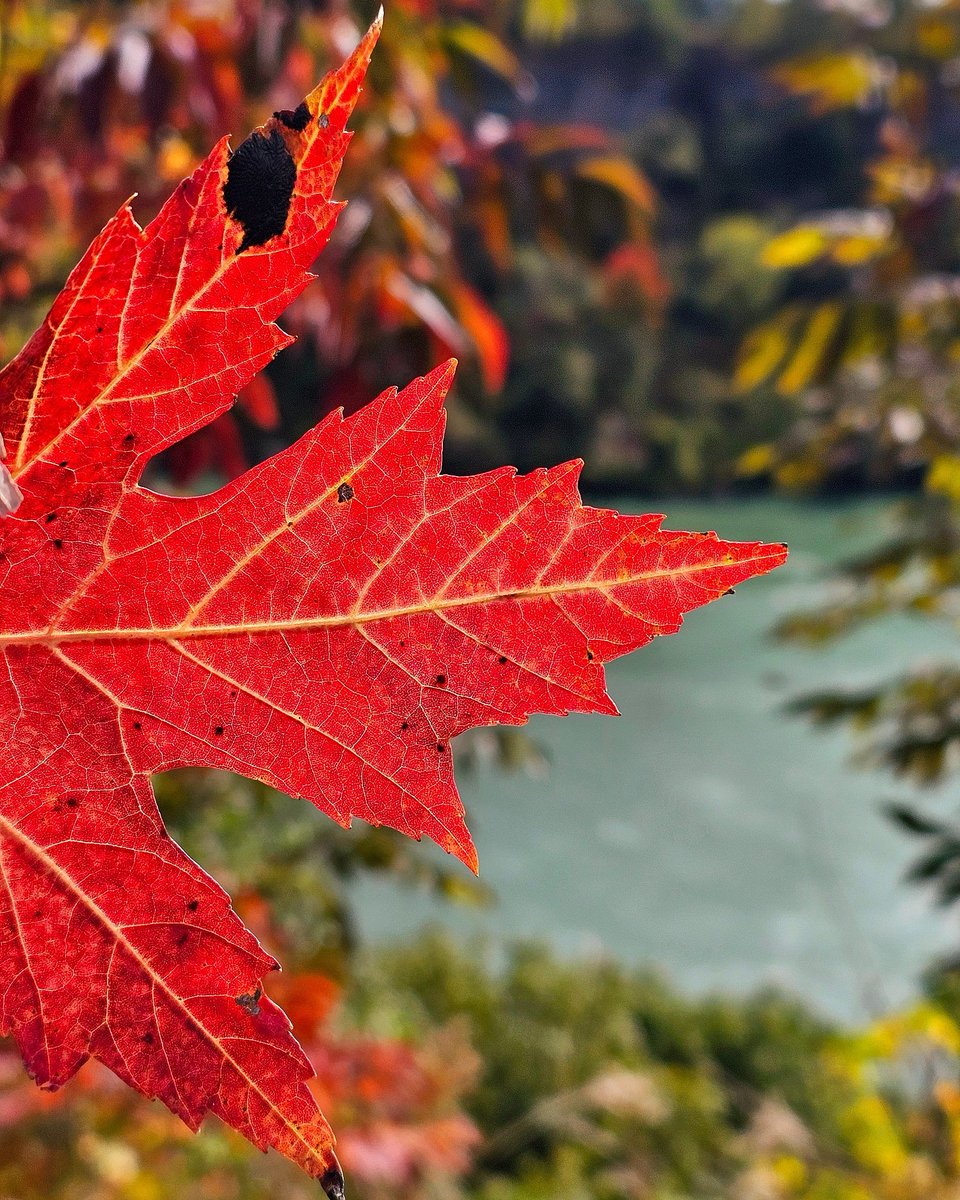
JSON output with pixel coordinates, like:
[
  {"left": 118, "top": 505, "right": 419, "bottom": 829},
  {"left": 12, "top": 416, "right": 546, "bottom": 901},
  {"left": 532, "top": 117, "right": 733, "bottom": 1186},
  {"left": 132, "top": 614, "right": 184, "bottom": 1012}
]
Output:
[
  {"left": 337, "top": 482, "right": 355, "bottom": 503},
  {"left": 319, "top": 112, "right": 330, "bottom": 129}
]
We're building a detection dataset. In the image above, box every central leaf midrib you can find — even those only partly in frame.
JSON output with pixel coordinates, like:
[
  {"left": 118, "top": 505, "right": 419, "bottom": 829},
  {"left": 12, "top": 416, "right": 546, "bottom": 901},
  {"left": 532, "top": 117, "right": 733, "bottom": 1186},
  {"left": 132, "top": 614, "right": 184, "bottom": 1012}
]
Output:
[{"left": 0, "top": 550, "right": 775, "bottom": 648}]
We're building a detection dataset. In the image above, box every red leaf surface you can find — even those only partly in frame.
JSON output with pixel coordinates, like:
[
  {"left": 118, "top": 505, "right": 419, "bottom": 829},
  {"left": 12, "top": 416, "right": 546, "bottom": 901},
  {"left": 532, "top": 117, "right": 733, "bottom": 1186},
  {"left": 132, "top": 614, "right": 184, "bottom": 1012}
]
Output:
[{"left": 0, "top": 14, "right": 787, "bottom": 1188}]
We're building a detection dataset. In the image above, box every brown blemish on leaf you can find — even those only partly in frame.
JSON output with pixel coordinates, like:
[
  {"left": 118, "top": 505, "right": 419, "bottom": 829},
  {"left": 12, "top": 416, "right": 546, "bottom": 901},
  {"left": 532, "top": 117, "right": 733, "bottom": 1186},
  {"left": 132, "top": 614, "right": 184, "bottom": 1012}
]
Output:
[{"left": 236, "top": 986, "right": 262, "bottom": 1016}]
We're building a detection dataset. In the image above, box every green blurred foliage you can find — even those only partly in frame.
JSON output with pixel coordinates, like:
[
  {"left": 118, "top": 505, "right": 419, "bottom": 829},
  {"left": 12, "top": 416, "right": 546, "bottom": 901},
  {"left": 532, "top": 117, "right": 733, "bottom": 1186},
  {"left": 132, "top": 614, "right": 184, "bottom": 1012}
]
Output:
[{"left": 12, "top": 930, "right": 960, "bottom": 1199}]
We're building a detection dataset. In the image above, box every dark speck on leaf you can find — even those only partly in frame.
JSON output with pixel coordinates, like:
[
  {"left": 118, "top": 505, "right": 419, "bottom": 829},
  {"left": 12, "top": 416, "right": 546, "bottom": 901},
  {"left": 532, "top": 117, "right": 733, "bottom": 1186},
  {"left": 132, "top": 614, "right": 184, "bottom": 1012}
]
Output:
[
  {"left": 59, "top": 461, "right": 68, "bottom": 468},
  {"left": 143, "top": 1032, "right": 154, "bottom": 1044},
  {"left": 224, "top": 128, "right": 296, "bottom": 252},
  {"left": 319, "top": 112, "right": 330, "bottom": 129},
  {"left": 401, "top": 721, "right": 409, "bottom": 731},
  {"left": 45, "top": 512, "right": 56, "bottom": 523},
  {"left": 66, "top": 797, "right": 77, "bottom": 808},
  {"left": 498, "top": 656, "right": 508, "bottom": 665},
  {"left": 123, "top": 433, "right": 135, "bottom": 446},
  {"left": 187, "top": 899, "right": 199, "bottom": 912},
  {"left": 435, "top": 674, "right": 446, "bottom": 686},
  {"left": 53, "top": 539, "right": 63, "bottom": 549},
  {"left": 586, "top": 650, "right": 595, "bottom": 661},
  {"left": 214, "top": 726, "right": 224, "bottom": 736},
  {"left": 274, "top": 101, "right": 310, "bottom": 131},
  {"left": 337, "top": 482, "right": 355, "bottom": 503},
  {"left": 236, "top": 986, "right": 262, "bottom": 1016},
  {"left": 437, "top": 743, "right": 446, "bottom": 753}
]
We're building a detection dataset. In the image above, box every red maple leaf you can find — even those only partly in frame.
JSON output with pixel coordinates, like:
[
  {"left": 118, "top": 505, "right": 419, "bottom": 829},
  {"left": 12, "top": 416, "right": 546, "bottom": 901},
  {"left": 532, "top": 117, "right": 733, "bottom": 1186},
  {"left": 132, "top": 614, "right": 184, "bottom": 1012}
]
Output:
[{"left": 0, "top": 15, "right": 787, "bottom": 1190}]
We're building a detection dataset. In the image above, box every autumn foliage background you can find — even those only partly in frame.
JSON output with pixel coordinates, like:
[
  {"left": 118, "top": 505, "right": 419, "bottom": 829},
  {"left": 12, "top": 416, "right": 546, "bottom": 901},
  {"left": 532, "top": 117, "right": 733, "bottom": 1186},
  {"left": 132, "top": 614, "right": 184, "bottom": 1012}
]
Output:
[{"left": 13, "top": 1, "right": 960, "bottom": 1198}]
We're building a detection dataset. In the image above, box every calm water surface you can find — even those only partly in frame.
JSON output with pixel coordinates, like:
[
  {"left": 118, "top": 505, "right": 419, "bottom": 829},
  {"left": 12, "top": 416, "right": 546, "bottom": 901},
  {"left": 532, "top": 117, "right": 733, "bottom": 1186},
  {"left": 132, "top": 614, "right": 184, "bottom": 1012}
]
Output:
[{"left": 351, "top": 497, "right": 960, "bottom": 1021}]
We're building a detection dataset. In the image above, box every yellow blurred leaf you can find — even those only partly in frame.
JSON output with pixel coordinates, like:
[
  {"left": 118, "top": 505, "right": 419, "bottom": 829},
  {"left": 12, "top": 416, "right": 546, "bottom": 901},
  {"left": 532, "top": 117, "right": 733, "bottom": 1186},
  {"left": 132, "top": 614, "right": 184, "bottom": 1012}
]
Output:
[
  {"left": 928, "top": 455, "right": 960, "bottom": 503},
  {"left": 524, "top": 0, "right": 579, "bottom": 39},
  {"left": 735, "top": 309, "right": 801, "bottom": 392},
  {"left": 762, "top": 226, "right": 829, "bottom": 269},
  {"left": 736, "top": 444, "right": 776, "bottom": 477},
  {"left": 777, "top": 303, "right": 844, "bottom": 394},
  {"left": 443, "top": 22, "right": 524, "bottom": 86},
  {"left": 771, "top": 51, "right": 885, "bottom": 112},
  {"left": 832, "top": 233, "right": 889, "bottom": 265}
]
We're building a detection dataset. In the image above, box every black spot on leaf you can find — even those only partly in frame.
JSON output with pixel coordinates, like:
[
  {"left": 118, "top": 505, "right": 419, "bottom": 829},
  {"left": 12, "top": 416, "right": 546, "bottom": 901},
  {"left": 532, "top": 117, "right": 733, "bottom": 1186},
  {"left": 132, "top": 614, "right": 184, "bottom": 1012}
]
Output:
[
  {"left": 187, "top": 899, "right": 199, "bottom": 912},
  {"left": 274, "top": 102, "right": 311, "bottom": 131},
  {"left": 337, "top": 482, "right": 355, "bottom": 503},
  {"left": 236, "top": 985, "right": 262, "bottom": 1016},
  {"left": 224, "top": 128, "right": 297, "bottom": 252}
]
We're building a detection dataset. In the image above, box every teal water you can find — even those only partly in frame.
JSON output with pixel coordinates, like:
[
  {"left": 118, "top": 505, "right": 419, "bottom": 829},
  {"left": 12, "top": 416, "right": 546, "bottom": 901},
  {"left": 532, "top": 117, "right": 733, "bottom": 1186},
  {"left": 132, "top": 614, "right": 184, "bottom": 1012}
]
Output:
[{"left": 350, "top": 497, "right": 960, "bottom": 1021}]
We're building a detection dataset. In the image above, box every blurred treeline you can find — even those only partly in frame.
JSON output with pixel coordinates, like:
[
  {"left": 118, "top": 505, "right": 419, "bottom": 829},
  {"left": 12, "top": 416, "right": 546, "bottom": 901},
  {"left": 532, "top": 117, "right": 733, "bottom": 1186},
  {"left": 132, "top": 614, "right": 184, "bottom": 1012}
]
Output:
[{"left": 6, "top": 0, "right": 949, "bottom": 495}]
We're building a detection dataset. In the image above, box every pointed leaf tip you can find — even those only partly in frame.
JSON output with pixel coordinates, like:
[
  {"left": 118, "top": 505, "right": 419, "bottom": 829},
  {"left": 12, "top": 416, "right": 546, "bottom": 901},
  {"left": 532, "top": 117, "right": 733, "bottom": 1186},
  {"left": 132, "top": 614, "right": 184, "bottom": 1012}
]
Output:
[{"left": 321, "top": 1164, "right": 346, "bottom": 1200}]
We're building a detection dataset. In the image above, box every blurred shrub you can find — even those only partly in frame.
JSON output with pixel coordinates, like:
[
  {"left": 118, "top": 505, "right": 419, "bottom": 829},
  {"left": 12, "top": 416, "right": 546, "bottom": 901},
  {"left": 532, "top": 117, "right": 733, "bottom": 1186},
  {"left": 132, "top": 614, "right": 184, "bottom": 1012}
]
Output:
[{"left": 9, "top": 931, "right": 960, "bottom": 1198}]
